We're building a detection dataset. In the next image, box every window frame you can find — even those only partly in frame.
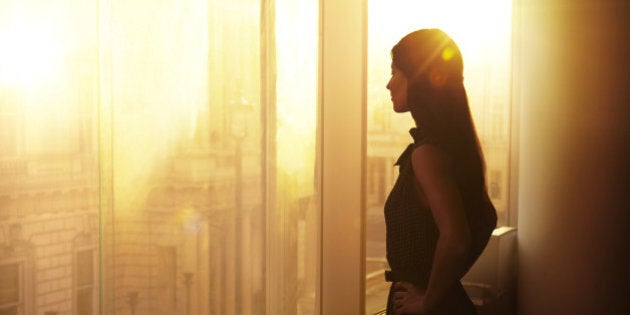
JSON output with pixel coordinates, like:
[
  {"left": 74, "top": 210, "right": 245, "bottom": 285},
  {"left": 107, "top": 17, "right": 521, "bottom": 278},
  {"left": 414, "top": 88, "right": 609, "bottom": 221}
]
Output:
[
  {"left": 0, "top": 254, "right": 32, "bottom": 315},
  {"left": 319, "top": 0, "right": 367, "bottom": 314},
  {"left": 0, "top": 261, "right": 23, "bottom": 315}
]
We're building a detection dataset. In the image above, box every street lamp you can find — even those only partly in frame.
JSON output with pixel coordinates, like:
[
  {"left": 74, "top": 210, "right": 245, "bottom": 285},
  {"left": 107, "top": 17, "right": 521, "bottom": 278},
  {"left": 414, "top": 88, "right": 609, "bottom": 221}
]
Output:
[
  {"left": 183, "top": 272, "right": 194, "bottom": 315},
  {"left": 229, "top": 94, "right": 253, "bottom": 223},
  {"left": 228, "top": 92, "right": 254, "bottom": 315},
  {"left": 127, "top": 291, "right": 138, "bottom": 315}
]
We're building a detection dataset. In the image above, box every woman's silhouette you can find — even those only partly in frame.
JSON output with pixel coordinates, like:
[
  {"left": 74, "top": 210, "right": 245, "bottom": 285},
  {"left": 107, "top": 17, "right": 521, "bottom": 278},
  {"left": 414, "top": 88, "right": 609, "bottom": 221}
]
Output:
[{"left": 384, "top": 29, "right": 497, "bottom": 314}]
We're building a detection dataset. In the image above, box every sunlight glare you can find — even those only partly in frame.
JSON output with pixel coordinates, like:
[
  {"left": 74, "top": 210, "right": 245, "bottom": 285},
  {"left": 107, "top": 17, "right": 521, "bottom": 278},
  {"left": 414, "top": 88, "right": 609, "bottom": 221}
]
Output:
[
  {"left": 369, "top": 0, "right": 512, "bottom": 67},
  {"left": 275, "top": 0, "right": 318, "bottom": 195},
  {"left": 0, "top": 17, "right": 64, "bottom": 86}
]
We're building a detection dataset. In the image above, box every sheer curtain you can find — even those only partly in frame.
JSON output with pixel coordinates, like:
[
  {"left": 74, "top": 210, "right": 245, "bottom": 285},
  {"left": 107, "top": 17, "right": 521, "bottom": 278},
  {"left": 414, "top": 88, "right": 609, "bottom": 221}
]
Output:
[{"left": 0, "top": 0, "right": 318, "bottom": 314}]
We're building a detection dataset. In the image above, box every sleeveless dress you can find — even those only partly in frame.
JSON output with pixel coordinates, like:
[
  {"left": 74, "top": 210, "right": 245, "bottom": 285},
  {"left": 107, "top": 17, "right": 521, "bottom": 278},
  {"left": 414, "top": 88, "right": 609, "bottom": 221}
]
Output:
[{"left": 384, "top": 128, "right": 497, "bottom": 314}]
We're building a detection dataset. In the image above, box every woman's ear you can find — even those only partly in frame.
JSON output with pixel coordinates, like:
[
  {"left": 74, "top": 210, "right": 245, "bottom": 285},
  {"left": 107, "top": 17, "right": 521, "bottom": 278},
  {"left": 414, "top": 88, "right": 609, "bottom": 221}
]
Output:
[{"left": 428, "top": 66, "right": 448, "bottom": 88}]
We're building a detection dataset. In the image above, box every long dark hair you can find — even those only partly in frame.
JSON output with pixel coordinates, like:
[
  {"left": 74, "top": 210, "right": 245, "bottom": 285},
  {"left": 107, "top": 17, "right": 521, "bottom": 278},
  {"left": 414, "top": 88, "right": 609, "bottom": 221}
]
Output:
[{"left": 392, "top": 29, "right": 487, "bottom": 191}]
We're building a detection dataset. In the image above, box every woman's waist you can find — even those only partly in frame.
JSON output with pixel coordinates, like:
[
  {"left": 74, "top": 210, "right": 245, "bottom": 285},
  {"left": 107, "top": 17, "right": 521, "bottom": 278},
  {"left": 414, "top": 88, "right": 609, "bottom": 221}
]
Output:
[{"left": 384, "top": 268, "right": 430, "bottom": 287}]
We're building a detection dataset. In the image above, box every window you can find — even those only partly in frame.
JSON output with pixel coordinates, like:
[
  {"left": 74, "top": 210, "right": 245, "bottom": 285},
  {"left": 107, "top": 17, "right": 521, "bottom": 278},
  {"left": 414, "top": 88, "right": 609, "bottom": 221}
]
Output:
[
  {"left": 96, "top": 0, "right": 319, "bottom": 314},
  {"left": 366, "top": 0, "right": 514, "bottom": 312},
  {"left": 2, "top": 0, "right": 320, "bottom": 313},
  {"left": 0, "top": 263, "right": 22, "bottom": 315}
]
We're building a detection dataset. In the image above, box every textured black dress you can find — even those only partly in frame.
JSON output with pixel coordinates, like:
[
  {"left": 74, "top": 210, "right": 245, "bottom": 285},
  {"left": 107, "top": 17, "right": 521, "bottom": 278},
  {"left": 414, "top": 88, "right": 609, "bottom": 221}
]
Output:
[{"left": 384, "top": 128, "right": 497, "bottom": 314}]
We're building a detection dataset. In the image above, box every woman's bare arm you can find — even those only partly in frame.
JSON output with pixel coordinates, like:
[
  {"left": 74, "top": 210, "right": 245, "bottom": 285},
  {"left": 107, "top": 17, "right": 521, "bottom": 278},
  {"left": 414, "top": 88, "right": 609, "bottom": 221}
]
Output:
[{"left": 410, "top": 144, "right": 472, "bottom": 311}]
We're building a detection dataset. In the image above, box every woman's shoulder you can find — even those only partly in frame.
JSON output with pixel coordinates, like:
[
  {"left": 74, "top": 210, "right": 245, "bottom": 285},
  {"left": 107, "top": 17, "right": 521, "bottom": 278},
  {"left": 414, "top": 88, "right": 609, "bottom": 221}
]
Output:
[
  {"left": 411, "top": 143, "right": 451, "bottom": 165},
  {"left": 410, "top": 142, "right": 454, "bottom": 181}
]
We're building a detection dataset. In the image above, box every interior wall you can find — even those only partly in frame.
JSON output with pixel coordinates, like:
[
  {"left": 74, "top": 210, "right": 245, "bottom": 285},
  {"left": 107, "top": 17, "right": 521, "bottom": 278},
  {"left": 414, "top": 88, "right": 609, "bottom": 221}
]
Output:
[{"left": 516, "top": 0, "right": 629, "bottom": 314}]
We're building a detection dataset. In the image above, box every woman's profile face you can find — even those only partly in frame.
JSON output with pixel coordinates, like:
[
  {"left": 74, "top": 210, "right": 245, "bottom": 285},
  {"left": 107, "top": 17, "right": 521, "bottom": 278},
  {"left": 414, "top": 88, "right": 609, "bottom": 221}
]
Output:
[{"left": 386, "top": 63, "right": 409, "bottom": 113}]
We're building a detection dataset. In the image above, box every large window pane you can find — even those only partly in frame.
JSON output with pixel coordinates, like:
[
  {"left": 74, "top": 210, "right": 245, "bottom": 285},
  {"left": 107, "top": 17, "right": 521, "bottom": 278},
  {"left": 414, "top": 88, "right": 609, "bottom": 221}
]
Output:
[
  {"left": 366, "top": 0, "right": 513, "bottom": 313},
  {"left": 1, "top": 0, "right": 319, "bottom": 314},
  {"left": 101, "top": 0, "right": 319, "bottom": 314},
  {"left": 273, "top": 0, "right": 320, "bottom": 314},
  {"left": 103, "top": 1, "right": 242, "bottom": 314},
  {"left": 0, "top": 1, "right": 99, "bottom": 315},
  {"left": 0, "top": 264, "right": 19, "bottom": 307}
]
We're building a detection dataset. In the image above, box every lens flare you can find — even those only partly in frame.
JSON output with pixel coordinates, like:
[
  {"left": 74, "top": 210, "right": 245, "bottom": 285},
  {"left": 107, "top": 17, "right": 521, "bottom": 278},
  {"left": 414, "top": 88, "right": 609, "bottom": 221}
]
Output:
[{"left": 441, "top": 46, "right": 454, "bottom": 61}]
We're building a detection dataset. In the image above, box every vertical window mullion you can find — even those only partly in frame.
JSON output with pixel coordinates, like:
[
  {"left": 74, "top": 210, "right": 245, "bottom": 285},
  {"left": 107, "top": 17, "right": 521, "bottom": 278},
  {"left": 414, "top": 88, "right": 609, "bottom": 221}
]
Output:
[{"left": 320, "top": 0, "right": 367, "bottom": 314}]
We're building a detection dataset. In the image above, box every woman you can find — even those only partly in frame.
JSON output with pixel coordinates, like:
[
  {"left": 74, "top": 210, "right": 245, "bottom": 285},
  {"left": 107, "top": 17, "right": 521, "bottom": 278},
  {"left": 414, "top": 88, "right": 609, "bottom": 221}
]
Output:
[{"left": 384, "top": 29, "right": 497, "bottom": 314}]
